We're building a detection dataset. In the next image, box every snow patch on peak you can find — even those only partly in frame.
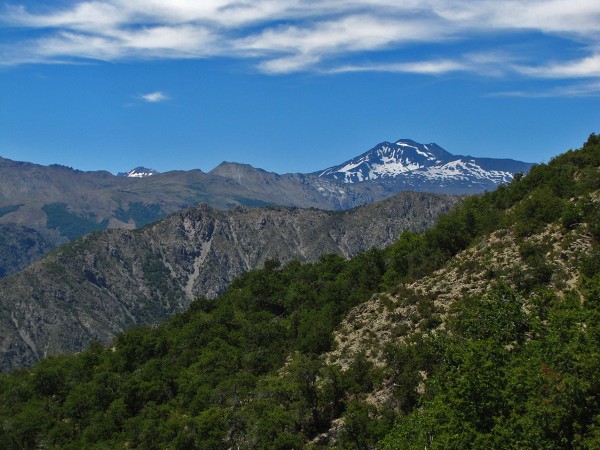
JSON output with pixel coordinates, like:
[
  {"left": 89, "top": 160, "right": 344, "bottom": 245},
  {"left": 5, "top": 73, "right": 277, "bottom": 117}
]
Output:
[
  {"left": 117, "top": 167, "right": 158, "bottom": 178},
  {"left": 316, "top": 138, "right": 532, "bottom": 192}
]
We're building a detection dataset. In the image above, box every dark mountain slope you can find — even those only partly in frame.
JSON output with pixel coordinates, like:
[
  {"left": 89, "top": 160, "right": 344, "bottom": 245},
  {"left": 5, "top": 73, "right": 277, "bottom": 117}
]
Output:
[{"left": 0, "top": 224, "right": 52, "bottom": 277}]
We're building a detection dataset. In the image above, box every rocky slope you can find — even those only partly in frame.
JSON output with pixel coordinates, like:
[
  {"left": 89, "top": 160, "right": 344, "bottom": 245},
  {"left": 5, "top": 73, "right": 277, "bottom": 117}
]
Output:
[
  {"left": 0, "top": 191, "right": 458, "bottom": 372},
  {"left": 327, "top": 222, "right": 593, "bottom": 371}
]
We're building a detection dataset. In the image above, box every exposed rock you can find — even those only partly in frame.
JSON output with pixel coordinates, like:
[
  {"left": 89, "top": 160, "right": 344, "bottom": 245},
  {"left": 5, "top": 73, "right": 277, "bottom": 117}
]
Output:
[{"left": 0, "top": 191, "right": 458, "bottom": 372}]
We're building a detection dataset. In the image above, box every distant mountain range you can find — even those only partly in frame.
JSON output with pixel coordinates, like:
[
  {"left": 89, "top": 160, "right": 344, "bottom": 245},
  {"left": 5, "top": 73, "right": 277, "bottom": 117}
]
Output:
[{"left": 0, "top": 139, "right": 534, "bottom": 275}]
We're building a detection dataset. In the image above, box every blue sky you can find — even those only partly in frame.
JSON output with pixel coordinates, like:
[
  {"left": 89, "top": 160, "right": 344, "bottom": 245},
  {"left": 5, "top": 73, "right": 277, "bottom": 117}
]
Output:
[{"left": 1, "top": 1, "right": 599, "bottom": 175}]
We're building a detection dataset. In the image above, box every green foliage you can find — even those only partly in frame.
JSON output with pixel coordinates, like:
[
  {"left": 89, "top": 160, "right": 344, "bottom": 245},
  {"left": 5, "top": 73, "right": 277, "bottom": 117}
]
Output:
[
  {"left": 382, "top": 282, "right": 600, "bottom": 449},
  {"left": 337, "top": 400, "right": 394, "bottom": 449},
  {"left": 0, "top": 244, "right": 391, "bottom": 447},
  {"left": 513, "top": 187, "right": 565, "bottom": 237},
  {"left": 141, "top": 255, "right": 173, "bottom": 298},
  {"left": 114, "top": 202, "right": 165, "bottom": 227},
  {"left": 0, "top": 204, "right": 23, "bottom": 217},
  {"left": 42, "top": 202, "right": 109, "bottom": 240},
  {"left": 516, "top": 240, "right": 554, "bottom": 292}
]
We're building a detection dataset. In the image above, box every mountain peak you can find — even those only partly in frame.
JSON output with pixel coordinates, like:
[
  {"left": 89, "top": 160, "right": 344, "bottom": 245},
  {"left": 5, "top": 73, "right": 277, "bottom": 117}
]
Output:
[
  {"left": 117, "top": 166, "right": 158, "bottom": 178},
  {"left": 210, "top": 161, "right": 272, "bottom": 178},
  {"left": 316, "top": 138, "right": 533, "bottom": 192}
]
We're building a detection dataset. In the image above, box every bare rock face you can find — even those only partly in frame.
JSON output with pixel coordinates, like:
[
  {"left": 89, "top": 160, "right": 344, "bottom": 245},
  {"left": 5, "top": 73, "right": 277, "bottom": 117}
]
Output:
[{"left": 0, "top": 191, "right": 458, "bottom": 372}]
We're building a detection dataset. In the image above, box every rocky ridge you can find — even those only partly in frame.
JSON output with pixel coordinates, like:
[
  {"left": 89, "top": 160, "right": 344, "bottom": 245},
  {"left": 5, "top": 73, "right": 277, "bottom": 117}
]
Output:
[
  {"left": 0, "top": 138, "right": 532, "bottom": 276},
  {"left": 327, "top": 221, "right": 593, "bottom": 370},
  {"left": 0, "top": 191, "right": 458, "bottom": 372}
]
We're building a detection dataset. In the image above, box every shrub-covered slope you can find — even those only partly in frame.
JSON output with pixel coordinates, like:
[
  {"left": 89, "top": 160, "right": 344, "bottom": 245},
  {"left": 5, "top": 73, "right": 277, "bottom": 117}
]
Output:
[{"left": 0, "top": 134, "right": 598, "bottom": 449}]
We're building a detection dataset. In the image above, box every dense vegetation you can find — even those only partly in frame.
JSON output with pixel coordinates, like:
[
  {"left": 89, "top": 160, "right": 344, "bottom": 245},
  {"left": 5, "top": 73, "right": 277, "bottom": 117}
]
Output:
[
  {"left": 114, "top": 202, "right": 165, "bottom": 227},
  {"left": 1, "top": 135, "right": 599, "bottom": 448},
  {"left": 382, "top": 279, "right": 600, "bottom": 449},
  {"left": 42, "top": 203, "right": 109, "bottom": 240},
  {"left": 0, "top": 204, "right": 23, "bottom": 218},
  {"left": 0, "top": 251, "right": 390, "bottom": 448}
]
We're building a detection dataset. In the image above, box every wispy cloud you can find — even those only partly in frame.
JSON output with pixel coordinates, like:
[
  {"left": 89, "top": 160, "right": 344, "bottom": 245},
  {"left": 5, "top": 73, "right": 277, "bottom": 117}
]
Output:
[
  {"left": 139, "top": 91, "right": 170, "bottom": 103},
  {"left": 2, "top": 0, "right": 600, "bottom": 93},
  {"left": 490, "top": 80, "right": 600, "bottom": 98},
  {"left": 513, "top": 54, "right": 600, "bottom": 79},
  {"left": 328, "top": 59, "right": 467, "bottom": 76}
]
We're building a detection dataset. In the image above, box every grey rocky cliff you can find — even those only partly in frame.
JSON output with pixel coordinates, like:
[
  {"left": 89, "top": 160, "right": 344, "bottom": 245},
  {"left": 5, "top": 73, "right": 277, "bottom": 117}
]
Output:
[{"left": 0, "top": 191, "right": 458, "bottom": 371}]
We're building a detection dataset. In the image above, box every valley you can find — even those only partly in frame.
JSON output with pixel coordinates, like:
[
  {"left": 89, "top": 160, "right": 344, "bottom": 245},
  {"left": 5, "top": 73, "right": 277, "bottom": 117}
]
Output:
[
  {"left": 0, "top": 135, "right": 597, "bottom": 448},
  {"left": 2, "top": 2, "right": 596, "bottom": 447}
]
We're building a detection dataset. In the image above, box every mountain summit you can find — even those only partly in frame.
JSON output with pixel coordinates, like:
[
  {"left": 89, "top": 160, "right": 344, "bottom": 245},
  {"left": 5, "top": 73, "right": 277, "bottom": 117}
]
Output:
[
  {"left": 117, "top": 166, "right": 158, "bottom": 178},
  {"left": 316, "top": 139, "right": 533, "bottom": 192}
]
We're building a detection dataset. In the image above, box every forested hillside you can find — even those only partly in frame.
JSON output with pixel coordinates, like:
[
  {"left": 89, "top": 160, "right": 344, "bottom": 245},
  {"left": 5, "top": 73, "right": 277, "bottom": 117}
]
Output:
[{"left": 0, "top": 134, "right": 598, "bottom": 449}]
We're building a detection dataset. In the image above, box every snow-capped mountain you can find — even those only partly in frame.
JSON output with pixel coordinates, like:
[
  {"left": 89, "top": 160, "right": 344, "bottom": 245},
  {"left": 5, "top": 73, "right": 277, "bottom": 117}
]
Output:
[
  {"left": 117, "top": 167, "right": 159, "bottom": 178},
  {"left": 316, "top": 139, "right": 533, "bottom": 193}
]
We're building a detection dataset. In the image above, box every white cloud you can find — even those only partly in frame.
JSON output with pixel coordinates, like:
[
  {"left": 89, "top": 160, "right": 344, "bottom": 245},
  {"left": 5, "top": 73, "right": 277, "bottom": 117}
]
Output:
[
  {"left": 327, "top": 51, "right": 518, "bottom": 76},
  {"left": 258, "top": 54, "right": 322, "bottom": 74},
  {"left": 240, "top": 14, "right": 448, "bottom": 73},
  {"left": 2, "top": 0, "right": 600, "bottom": 87},
  {"left": 513, "top": 54, "right": 600, "bottom": 79},
  {"left": 139, "top": 91, "right": 170, "bottom": 103},
  {"left": 330, "top": 59, "right": 467, "bottom": 75},
  {"left": 490, "top": 81, "right": 600, "bottom": 98}
]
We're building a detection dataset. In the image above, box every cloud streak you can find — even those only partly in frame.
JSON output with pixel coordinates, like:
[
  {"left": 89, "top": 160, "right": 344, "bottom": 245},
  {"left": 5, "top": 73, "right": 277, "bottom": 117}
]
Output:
[
  {"left": 490, "top": 80, "right": 600, "bottom": 98},
  {"left": 139, "top": 91, "right": 170, "bottom": 103},
  {"left": 2, "top": 0, "right": 600, "bottom": 92}
]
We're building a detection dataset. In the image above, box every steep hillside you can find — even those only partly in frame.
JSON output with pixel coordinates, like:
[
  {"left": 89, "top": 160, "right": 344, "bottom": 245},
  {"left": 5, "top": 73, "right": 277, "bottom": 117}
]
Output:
[
  {"left": 0, "top": 224, "right": 52, "bottom": 277},
  {"left": 322, "top": 135, "right": 600, "bottom": 446},
  {"left": 0, "top": 135, "right": 592, "bottom": 449},
  {"left": 0, "top": 191, "right": 457, "bottom": 372}
]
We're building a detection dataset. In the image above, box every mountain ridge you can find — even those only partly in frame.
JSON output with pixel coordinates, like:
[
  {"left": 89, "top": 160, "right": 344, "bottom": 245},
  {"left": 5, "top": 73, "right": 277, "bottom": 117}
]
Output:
[
  {"left": 0, "top": 191, "right": 459, "bottom": 372},
  {"left": 117, "top": 166, "right": 159, "bottom": 178},
  {"left": 0, "top": 138, "right": 532, "bottom": 276}
]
